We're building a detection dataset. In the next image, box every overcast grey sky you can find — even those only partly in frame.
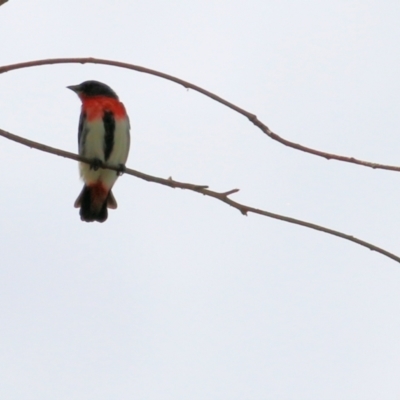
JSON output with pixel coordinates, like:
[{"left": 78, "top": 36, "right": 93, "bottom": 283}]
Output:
[{"left": 1, "top": 1, "right": 400, "bottom": 398}]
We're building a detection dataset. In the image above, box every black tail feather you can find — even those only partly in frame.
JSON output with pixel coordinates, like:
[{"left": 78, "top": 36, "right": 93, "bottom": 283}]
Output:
[{"left": 76, "top": 185, "right": 108, "bottom": 223}]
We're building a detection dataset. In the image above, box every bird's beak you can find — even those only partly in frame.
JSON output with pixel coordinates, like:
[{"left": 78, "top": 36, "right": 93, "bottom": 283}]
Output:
[{"left": 67, "top": 84, "right": 80, "bottom": 93}]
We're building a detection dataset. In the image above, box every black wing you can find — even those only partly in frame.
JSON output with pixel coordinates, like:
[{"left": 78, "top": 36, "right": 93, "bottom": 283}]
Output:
[
  {"left": 103, "top": 110, "right": 115, "bottom": 161},
  {"left": 77, "top": 111, "right": 87, "bottom": 154}
]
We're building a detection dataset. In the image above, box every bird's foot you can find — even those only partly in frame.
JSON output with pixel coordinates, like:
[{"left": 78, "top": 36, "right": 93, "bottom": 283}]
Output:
[
  {"left": 117, "top": 163, "right": 126, "bottom": 176},
  {"left": 90, "top": 158, "right": 104, "bottom": 171}
]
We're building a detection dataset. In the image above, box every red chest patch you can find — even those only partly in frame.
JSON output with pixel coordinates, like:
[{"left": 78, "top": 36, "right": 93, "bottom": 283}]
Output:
[{"left": 81, "top": 96, "right": 127, "bottom": 121}]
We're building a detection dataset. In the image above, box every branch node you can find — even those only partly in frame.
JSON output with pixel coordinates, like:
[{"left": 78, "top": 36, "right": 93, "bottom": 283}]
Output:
[
  {"left": 167, "top": 176, "right": 177, "bottom": 188},
  {"left": 247, "top": 114, "right": 258, "bottom": 123},
  {"left": 221, "top": 188, "right": 240, "bottom": 196},
  {"left": 240, "top": 208, "right": 248, "bottom": 216}
]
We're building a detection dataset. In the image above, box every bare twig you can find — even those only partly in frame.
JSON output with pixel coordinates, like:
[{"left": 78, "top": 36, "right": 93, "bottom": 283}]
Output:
[
  {"left": 0, "top": 0, "right": 8, "bottom": 7},
  {"left": 0, "top": 57, "right": 399, "bottom": 172},
  {"left": 0, "top": 127, "right": 398, "bottom": 264}
]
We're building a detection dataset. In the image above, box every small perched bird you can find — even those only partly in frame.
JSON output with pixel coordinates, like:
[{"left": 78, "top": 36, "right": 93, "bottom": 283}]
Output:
[{"left": 67, "top": 80, "right": 130, "bottom": 222}]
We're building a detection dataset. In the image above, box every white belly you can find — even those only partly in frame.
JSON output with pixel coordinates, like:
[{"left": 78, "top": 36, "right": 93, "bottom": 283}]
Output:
[{"left": 79, "top": 118, "right": 130, "bottom": 189}]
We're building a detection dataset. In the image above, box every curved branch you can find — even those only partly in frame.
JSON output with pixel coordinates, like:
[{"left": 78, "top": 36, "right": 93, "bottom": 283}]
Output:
[
  {"left": 0, "top": 127, "right": 398, "bottom": 265},
  {"left": 0, "top": 57, "right": 399, "bottom": 172}
]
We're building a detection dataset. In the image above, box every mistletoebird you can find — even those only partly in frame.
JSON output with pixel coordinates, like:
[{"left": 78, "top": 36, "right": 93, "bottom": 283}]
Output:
[{"left": 67, "top": 80, "right": 131, "bottom": 222}]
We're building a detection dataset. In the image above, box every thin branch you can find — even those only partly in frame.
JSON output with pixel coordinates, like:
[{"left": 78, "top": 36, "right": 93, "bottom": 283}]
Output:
[
  {"left": 0, "top": 0, "right": 8, "bottom": 7},
  {"left": 1, "top": 57, "right": 400, "bottom": 172},
  {"left": 0, "top": 127, "right": 399, "bottom": 264}
]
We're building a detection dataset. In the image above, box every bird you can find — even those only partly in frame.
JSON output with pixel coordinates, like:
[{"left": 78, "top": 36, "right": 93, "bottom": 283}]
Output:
[{"left": 67, "top": 80, "right": 130, "bottom": 222}]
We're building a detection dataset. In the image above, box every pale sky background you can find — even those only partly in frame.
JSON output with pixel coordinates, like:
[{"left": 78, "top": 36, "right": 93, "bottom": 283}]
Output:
[{"left": 1, "top": 1, "right": 400, "bottom": 399}]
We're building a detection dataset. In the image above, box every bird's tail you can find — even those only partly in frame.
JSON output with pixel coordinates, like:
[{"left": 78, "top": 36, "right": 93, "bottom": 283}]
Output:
[{"left": 74, "top": 184, "right": 118, "bottom": 223}]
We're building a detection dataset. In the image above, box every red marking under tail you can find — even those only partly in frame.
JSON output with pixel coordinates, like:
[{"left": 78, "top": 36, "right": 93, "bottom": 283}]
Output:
[{"left": 88, "top": 182, "right": 109, "bottom": 211}]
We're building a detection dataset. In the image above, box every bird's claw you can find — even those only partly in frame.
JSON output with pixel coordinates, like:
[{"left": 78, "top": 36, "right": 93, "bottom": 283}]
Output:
[
  {"left": 90, "top": 158, "right": 104, "bottom": 171},
  {"left": 117, "top": 163, "right": 126, "bottom": 176}
]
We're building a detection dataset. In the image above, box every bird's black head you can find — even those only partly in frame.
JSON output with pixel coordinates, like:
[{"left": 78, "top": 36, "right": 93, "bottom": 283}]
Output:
[{"left": 67, "top": 80, "right": 119, "bottom": 99}]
